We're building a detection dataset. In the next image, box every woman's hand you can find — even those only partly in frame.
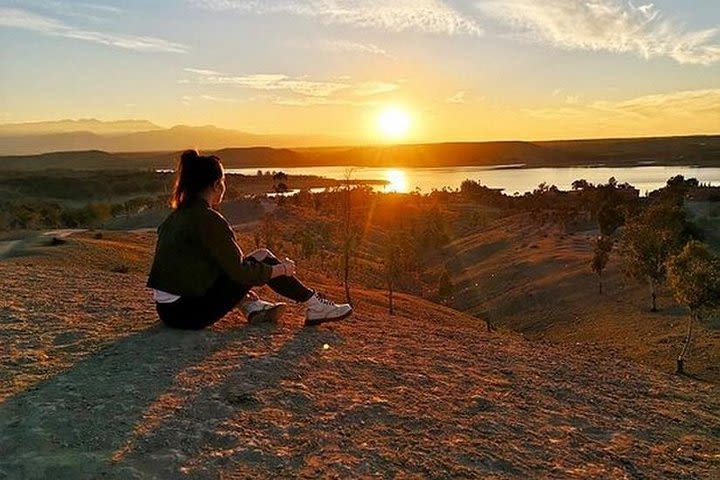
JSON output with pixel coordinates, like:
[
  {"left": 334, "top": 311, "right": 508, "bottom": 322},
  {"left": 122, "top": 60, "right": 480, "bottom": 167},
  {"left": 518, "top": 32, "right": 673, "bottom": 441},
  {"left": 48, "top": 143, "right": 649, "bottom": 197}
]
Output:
[
  {"left": 271, "top": 258, "right": 296, "bottom": 278},
  {"left": 281, "top": 258, "right": 296, "bottom": 276}
]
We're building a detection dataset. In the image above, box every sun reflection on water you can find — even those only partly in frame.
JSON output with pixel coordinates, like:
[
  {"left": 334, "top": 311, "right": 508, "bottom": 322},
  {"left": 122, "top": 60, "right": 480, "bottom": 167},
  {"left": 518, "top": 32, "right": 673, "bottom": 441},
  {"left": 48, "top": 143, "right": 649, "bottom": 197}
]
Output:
[{"left": 385, "top": 169, "right": 409, "bottom": 193}]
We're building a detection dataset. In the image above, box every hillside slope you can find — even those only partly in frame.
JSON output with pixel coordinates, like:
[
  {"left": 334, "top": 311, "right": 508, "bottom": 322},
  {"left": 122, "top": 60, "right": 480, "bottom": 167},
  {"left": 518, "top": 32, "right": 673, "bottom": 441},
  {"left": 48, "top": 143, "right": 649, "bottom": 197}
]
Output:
[
  {"left": 0, "top": 232, "right": 718, "bottom": 478},
  {"left": 440, "top": 212, "right": 720, "bottom": 384}
]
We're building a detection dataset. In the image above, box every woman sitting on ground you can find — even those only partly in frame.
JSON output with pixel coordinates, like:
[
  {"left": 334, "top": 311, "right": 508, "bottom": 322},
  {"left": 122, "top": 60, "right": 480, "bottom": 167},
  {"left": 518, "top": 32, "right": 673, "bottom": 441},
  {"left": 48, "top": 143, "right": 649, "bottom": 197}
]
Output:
[{"left": 147, "top": 149, "right": 353, "bottom": 329}]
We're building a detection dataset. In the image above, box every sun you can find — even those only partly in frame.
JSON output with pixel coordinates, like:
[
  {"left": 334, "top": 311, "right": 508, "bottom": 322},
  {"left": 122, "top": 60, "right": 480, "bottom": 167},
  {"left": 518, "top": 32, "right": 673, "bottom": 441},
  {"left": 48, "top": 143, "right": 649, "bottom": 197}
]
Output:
[{"left": 377, "top": 107, "right": 411, "bottom": 140}]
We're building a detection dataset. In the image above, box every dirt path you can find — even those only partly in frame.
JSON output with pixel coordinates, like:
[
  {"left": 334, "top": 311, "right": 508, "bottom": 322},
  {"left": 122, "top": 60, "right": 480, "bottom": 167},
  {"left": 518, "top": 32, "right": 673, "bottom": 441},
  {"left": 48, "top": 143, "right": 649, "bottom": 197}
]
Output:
[
  {"left": 0, "top": 239, "right": 23, "bottom": 259},
  {"left": 0, "top": 247, "right": 718, "bottom": 479},
  {"left": 0, "top": 229, "right": 86, "bottom": 260}
]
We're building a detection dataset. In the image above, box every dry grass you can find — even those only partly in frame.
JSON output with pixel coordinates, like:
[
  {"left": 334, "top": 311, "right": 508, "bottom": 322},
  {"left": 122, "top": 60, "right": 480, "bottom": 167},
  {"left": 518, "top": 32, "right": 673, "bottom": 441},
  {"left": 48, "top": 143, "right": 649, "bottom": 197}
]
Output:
[
  {"left": 440, "top": 212, "right": 720, "bottom": 384},
  {"left": 0, "top": 232, "right": 718, "bottom": 478}
]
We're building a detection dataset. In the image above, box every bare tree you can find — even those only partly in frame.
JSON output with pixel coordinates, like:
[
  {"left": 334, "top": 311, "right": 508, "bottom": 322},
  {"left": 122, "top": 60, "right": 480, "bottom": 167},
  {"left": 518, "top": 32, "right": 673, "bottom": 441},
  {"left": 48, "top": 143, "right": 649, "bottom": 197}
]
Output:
[
  {"left": 340, "top": 168, "right": 356, "bottom": 305},
  {"left": 383, "top": 228, "right": 412, "bottom": 314}
]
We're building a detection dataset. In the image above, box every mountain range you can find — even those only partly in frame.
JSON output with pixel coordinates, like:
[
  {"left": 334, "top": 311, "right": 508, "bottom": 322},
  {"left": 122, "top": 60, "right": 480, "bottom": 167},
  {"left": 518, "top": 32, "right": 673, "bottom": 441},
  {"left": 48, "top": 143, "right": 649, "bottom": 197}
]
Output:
[{"left": 0, "top": 119, "right": 344, "bottom": 155}]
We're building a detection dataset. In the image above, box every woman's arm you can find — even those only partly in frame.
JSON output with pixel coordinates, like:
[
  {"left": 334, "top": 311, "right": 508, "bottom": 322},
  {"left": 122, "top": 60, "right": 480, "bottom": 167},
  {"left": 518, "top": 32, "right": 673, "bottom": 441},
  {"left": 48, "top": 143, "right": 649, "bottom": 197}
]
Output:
[{"left": 199, "top": 210, "right": 274, "bottom": 286}]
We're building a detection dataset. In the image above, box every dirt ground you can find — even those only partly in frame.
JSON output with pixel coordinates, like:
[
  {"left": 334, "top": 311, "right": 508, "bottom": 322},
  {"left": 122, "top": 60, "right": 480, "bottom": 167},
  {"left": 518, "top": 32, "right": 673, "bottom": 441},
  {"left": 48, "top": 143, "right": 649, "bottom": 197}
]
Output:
[
  {"left": 441, "top": 212, "right": 720, "bottom": 384},
  {"left": 0, "top": 233, "right": 718, "bottom": 478}
]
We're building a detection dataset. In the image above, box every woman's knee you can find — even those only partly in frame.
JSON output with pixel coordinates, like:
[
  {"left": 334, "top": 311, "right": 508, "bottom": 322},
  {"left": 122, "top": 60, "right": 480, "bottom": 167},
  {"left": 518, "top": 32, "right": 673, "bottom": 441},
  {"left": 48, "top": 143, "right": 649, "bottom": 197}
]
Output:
[{"left": 247, "top": 248, "right": 276, "bottom": 262}]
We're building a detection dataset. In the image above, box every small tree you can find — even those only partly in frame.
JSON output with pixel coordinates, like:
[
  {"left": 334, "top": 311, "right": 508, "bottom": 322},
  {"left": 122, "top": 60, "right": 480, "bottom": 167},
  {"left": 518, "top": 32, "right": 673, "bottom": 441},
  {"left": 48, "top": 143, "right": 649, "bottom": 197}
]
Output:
[
  {"left": 273, "top": 171, "right": 289, "bottom": 194},
  {"left": 662, "top": 175, "right": 699, "bottom": 206},
  {"left": 620, "top": 203, "right": 690, "bottom": 311},
  {"left": 596, "top": 202, "right": 623, "bottom": 236},
  {"left": 571, "top": 179, "right": 592, "bottom": 191},
  {"left": 591, "top": 236, "right": 613, "bottom": 294},
  {"left": 437, "top": 269, "right": 453, "bottom": 302},
  {"left": 383, "top": 228, "right": 411, "bottom": 315},
  {"left": 667, "top": 241, "right": 720, "bottom": 374},
  {"left": 339, "top": 169, "right": 361, "bottom": 305}
]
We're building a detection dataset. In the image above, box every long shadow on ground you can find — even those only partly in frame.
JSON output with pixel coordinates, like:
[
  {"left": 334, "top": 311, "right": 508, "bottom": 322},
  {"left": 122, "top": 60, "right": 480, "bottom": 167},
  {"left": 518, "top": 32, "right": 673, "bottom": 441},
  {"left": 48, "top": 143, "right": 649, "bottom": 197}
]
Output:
[{"left": 0, "top": 322, "right": 339, "bottom": 479}]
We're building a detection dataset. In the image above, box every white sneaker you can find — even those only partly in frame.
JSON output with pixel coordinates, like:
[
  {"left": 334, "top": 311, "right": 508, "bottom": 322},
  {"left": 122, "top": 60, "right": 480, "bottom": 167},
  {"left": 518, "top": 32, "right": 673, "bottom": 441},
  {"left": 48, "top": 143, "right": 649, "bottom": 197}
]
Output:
[
  {"left": 304, "top": 293, "right": 353, "bottom": 326},
  {"left": 240, "top": 299, "right": 287, "bottom": 324}
]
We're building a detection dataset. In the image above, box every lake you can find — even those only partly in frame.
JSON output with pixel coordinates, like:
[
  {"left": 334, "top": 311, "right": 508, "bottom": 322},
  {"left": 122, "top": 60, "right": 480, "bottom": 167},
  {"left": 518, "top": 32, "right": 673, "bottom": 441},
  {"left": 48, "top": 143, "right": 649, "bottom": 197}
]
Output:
[{"left": 226, "top": 165, "right": 720, "bottom": 196}]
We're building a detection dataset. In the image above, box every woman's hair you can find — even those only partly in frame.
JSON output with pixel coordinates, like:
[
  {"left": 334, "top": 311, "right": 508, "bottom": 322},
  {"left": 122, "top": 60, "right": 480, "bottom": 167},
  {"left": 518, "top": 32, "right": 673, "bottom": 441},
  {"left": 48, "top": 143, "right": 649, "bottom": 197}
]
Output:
[{"left": 170, "top": 149, "right": 223, "bottom": 209}]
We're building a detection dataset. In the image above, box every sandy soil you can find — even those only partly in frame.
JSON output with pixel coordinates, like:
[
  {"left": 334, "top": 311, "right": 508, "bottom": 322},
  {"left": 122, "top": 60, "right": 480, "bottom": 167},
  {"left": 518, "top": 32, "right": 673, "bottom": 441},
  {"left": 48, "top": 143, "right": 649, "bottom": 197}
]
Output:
[{"left": 0, "top": 233, "right": 718, "bottom": 479}]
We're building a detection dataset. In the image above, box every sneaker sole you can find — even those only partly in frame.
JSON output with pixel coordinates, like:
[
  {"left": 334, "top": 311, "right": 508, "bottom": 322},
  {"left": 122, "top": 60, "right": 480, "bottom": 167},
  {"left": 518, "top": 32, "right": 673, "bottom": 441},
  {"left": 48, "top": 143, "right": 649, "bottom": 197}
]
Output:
[
  {"left": 304, "top": 309, "right": 353, "bottom": 327},
  {"left": 248, "top": 304, "right": 287, "bottom": 325}
]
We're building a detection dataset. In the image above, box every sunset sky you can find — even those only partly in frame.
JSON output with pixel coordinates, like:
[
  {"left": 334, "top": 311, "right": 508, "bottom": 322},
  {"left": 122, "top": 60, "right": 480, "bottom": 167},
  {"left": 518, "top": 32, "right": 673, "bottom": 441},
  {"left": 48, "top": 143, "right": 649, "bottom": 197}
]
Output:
[{"left": 1, "top": 0, "right": 719, "bottom": 144}]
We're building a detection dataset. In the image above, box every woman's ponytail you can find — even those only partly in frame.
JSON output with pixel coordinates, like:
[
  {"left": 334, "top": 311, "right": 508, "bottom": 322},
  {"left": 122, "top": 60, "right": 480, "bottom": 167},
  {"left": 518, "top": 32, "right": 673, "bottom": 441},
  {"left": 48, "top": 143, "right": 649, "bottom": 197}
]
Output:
[{"left": 170, "top": 149, "right": 223, "bottom": 209}]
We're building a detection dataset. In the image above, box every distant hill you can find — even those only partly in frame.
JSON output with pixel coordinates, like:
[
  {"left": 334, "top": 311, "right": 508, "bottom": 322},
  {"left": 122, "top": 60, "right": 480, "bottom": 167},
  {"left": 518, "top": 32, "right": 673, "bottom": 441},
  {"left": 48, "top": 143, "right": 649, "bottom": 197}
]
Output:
[
  {"left": 0, "top": 119, "right": 162, "bottom": 135},
  {"left": 0, "top": 151, "right": 166, "bottom": 171},
  {"left": 0, "top": 121, "right": 344, "bottom": 155},
  {"left": 0, "top": 143, "right": 576, "bottom": 171},
  {"left": 538, "top": 135, "right": 720, "bottom": 166},
  {"left": 293, "top": 142, "right": 587, "bottom": 168},
  {"left": 0, "top": 135, "right": 718, "bottom": 171}
]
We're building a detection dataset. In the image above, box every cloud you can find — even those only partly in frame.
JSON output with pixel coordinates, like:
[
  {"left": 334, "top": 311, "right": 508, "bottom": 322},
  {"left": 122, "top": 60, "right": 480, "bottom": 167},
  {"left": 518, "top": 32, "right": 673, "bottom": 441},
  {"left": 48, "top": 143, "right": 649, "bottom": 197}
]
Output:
[
  {"left": 17, "top": 1, "right": 122, "bottom": 23},
  {"left": 79, "top": 3, "right": 123, "bottom": 14},
  {"left": 350, "top": 81, "right": 399, "bottom": 96},
  {"left": 268, "top": 96, "right": 378, "bottom": 107},
  {"left": 181, "top": 93, "right": 242, "bottom": 104},
  {"left": 196, "top": 73, "right": 349, "bottom": 97},
  {"left": 523, "top": 106, "right": 587, "bottom": 120},
  {"left": 184, "top": 69, "right": 400, "bottom": 99},
  {"left": 446, "top": 91, "right": 466, "bottom": 103},
  {"left": 189, "top": 0, "right": 482, "bottom": 36},
  {"left": 317, "top": 39, "right": 390, "bottom": 56},
  {"left": 0, "top": 7, "right": 188, "bottom": 53},
  {"left": 185, "top": 67, "right": 224, "bottom": 76},
  {"left": 526, "top": 88, "right": 720, "bottom": 120},
  {"left": 200, "top": 94, "right": 242, "bottom": 103},
  {"left": 592, "top": 88, "right": 720, "bottom": 117},
  {"left": 565, "top": 94, "right": 581, "bottom": 105},
  {"left": 478, "top": 0, "right": 720, "bottom": 65}
]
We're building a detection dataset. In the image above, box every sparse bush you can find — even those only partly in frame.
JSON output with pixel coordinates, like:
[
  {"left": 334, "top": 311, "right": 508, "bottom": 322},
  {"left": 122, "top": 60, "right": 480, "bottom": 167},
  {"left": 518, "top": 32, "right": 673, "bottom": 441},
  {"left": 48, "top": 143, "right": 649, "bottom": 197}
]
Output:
[{"left": 110, "top": 264, "right": 130, "bottom": 274}]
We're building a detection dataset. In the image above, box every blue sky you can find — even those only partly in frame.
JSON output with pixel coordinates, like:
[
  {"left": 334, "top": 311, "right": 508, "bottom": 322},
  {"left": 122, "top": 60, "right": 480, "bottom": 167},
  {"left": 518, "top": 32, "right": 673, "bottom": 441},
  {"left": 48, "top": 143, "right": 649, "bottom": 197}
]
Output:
[{"left": 1, "top": 0, "right": 719, "bottom": 142}]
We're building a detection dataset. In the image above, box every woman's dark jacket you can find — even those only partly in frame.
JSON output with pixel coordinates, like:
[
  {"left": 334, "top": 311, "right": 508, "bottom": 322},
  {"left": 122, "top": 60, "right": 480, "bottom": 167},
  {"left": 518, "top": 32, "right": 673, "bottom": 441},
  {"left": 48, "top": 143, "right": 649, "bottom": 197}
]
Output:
[{"left": 147, "top": 197, "right": 272, "bottom": 296}]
